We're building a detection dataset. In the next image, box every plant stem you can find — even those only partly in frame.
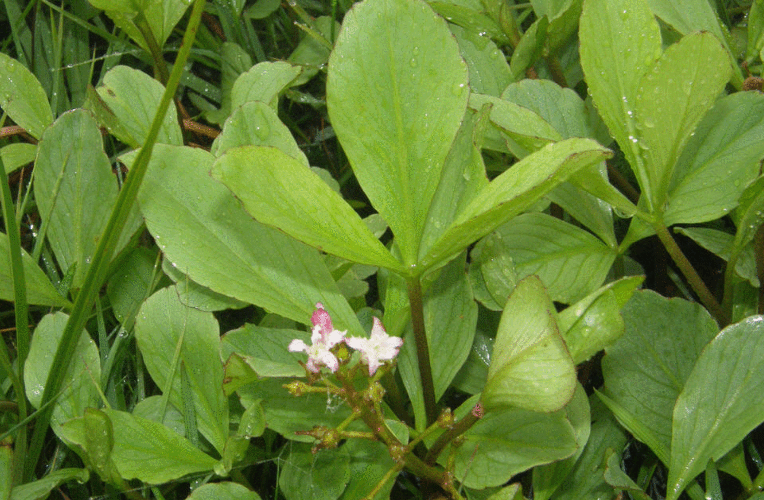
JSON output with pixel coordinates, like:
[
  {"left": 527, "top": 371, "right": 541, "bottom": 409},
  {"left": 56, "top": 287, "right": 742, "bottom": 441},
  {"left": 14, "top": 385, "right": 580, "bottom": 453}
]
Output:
[
  {"left": 653, "top": 222, "right": 729, "bottom": 326},
  {"left": 425, "top": 403, "right": 483, "bottom": 465},
  {"left": 406, "top": 277, "right": 438, "bottom": 427}
]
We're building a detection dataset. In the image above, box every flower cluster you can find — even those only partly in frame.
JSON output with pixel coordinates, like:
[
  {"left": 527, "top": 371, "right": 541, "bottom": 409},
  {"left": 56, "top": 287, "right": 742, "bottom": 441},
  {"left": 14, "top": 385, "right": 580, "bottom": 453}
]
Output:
[{"left": 289, "top": 303, "right": 403, "bottom": 376}]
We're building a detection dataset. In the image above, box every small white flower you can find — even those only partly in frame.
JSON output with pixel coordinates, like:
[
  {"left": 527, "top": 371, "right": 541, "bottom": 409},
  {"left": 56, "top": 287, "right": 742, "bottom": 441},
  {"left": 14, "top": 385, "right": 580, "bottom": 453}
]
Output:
[
  {"left": 289, "top": 305, "right": 347, "bottom": 373},
  {"left": 345, "top": 317, "right": 403, "bottom": 376}
]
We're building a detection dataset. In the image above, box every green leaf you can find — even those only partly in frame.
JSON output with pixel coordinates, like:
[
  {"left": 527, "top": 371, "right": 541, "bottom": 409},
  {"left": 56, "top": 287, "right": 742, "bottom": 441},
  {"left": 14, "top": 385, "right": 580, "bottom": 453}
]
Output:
[
  {"left": 163, "top": 260, "right": 248, "bottom": 312},
  {"left": 427, "top": 1, "right": 508, "bottom": 43},
  {"left": 10, "top": 468, "right": 89, "bottom": 500},
  {"left": 675, "top": 227, "right": 758, "bottom": 287},
  {"left": 418, "top": 105, "right": 490, "bottom": 260},
  {"left": 288, "top": 17, "right": 338, "bottom": 86},
  {"left": 326, "top": 0, "right": 469, "bottom": 266},
  {"left": 600, "top": 291, "right": 718, "bottom": 465},
  {"left": 137, "top": 144, "right": 363, "bottom": 335},
  {"left": 34, "top": 110, "right": 128, "bottom": 289},
  {"left": 747, "top": 0, "right": 764, "bottom": 61},
  {"left": 211, "top": 100, "right": 309, "bottom": 164},
  {"left": 24, "top": 312, "right": 100, "bottom": 431},
  {"left": 546, "top": 179, "right": 617, "bottom": 249},
  {"left": 221, "top": 325, "right": 309, "bottom": 388},
  {"left": 0, "top": 52, "right": 53, "bottom": 139},
  {"left": 135, "top": 287, "right": 228, "bottom": 453},
  {"left": 0, "top": 440, "right": 8, "bottom": 500},
  {"left": 664, "top": 92, "right": 764, "bottom": 226},
  {"left": 634, "top": 32, "right": 731, "bottom": 211},
  {"left": 501, "top": 79, "right": 597, "bottom": 140},
  {"left": 279, "top": 443, "right": 351, "bottom": 500},
  {"left": 230, "top": 61, "right": 302, "bottom": 110},
  {"left": 510, "top": 16, "right": 548, "bottom": 80},
  {"left": 490, "top": 213, "right": 616, "bottom": 304},
  {"left": 483, "top": 276, "right": 576, "bottom": 413},
  {"left": 425, "top": 254, "right": 478, "bottom": 399},
  {"left": 530, "top": 384, "right": 591, "bottom": 500},
  {"left": 0, "top": 231, "right": 69, "bottom": 306},
  {"left": 468, "top": 93, "right": 561, "bottom": 157},
  {"left": 580, "top": 0, "right": 661, "bottom": 205},
  {"left": 103, "top": 408, "right": 217, "bottom": 483},
  {"left": 667, "top": 315, "right": 764, "bottom": 500},
  {"left": 539, "top": 397, "right": 628, "bottom": 500},
  {"left": 94, "top": 66, "right": 183, "bottom": 148},
  {"left": 421, "top": 139, "right": 611, "bottom": 270},
  {"left": 89, "top": 0, "right": 190, "bottom": 51},
  {"left": 603, "top": 449, "right": 651, "bottom": 500},
  {"left": 1, "top": 143, "right": 36, "bottom": 174},
  {"left": 446, "top": 394, "right": 578, "bottom": 489},
  {"left": 107, "top": 248, "right": 159, "bottom": 323},
  {"left": 451, "top": 24, "right": 512, "bottom": 97},
  {"left": 187, "top": 483, "right": 261, "bottom": 500},
  {"left": 474, "top": 232, "right": 518, "bottom": 308},
  {"left": 337, "top": 440, "right": 396, "bottom": 500},
  {"left": 211, "top": 146, "right": 404, "bottom": 271},
  {"left": 204, "top": 42, "right": 252, "bottom": 125},
  {"left": 558, "top": 276, "right": 643, "bottom": 364}
]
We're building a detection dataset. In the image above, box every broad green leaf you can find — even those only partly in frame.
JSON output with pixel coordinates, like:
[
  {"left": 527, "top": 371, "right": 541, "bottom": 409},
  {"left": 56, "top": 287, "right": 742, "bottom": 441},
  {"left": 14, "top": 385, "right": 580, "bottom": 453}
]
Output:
[
  {"left": 420, "top": 138, "right": 611, "bottom": 269},
  {"left": 451, "top": 24, "right": 512, "bottom": 97},
  {"left": 747, "top": 0, "right": 764, "bottom": 61},
  {"left": 132, "top": 396, "right": 186, "bottom": 437},
  {"left": 0, "top": 231, "right": 70, "bottom": 306},
  {"left": 279, "top": 443, "right": 351, "bottom": 500},
  {"left": 211, "top": 101, "right": 308, "bottom": 163},
  {"left": 24, "top": 312, "right": 100, "bottom": 431},
  {"left": 501, "top": 79, "right": 596, "bottom": 140},
  {"left": 163, "top": 260, "right": 248, "bottom": 312},
  {"left": 468, "top": 93, "right": 561, "bottom": 157},
  {"left": 580, "top": 0, "right": 661, "bottom": 206},
  {"left": 483, "top": 276, "right": 576, "bottom": 412},
  {"left": 733, "top": 175, "right": 764, "bottom": 252},
  {"left": 236, "top": 379, "right": 356, "bottom": 442},
  {"left": 546, "top": 180, "right": 616, "bottom": 248},
  {"left": 95, "top": 66, "right": 182, "bottom": 148},
  {"left": 635, "top": 32, "right": 731, "bottom": 211},
  {"left": 558, "top": 276, "right": 643, "bottom": 364},
  {"left": 531, "top": 384, "right": 591, "bottom": 500},
  {"left": 509, "top": 16, "right": 548, "bottom": 80},
  {"left": 187, "top": 483, "right": 261, "bottom": 500},
  {"left": 646, "top": 0, "right": 738, "bottom": 84},
  {"left": 675, "top": 227, "right": 758, "bottom": 287},
  {"left": 103, "top": 408, "right": 217, "bottom": 483},
  {"left": 204, "top": 42, "right": 252, "bottom": 125},
  {"left": 664, "top": 92, "right": 764, "bottom": 226},
  {"left": 137, "top": 144, "right": 363, "bottom": 335},
  {"left": 135, "top": 287, "right": 228, "bottom": 453},
  {"left": 212, "top": 146, "right": 404, "bottom": 271},
  {"left": 0, "top": 52, "right": 53, "bottom": 139},
  {"left": 425, "top": 254, "right": 478, "bottom": 399},
  {"left": 418, "top": 106, "right": 489, "bottom": 260},
  {"left": 428, "top": 1, "right": 507, "bottom": 43},
  {"left": 107, "top": 248, "right": 159, "bottom": 323},
  {"left": 221, "top": 325, "right": 309, "bottom": 388},
  {"left": 600, "top": 291, "right": 718, "bottom": 465},
  {"left": 1, "top": 143, "right": 36, "bottom": 174},
  {"left": 475, "top": 232, "right": 518, "bottom": 307},
  {"left": 9, "top": 469, "right": 89, "bottom": 500},
  {"left": 447, "top": 394, "right": 578, "bottom": 489},
  {"left": 89, "top": 0, "right": 190, "bottom": 52},
  {"left": 327, "top": 0, "right": 469, "bottom": 266},
  {"left": 338, "top": 440, "right": 399, "bottom": 500},
  {"left": 489, "top": 213, "right": 616, "bottom": 304},
  {"left": 288, "top": 17, "right": 338, "bottom": 86},
  {"left": 230, "top": 61, "right": 302, "bottom": 111},
  {"left": 603, "top": 449, "right": 651, "bottom": 500},
  {"left": 34, "top": 110, "right": 118, "bottom": 289},
  {"left": 541, "top": 397, "right": 628, "bottom": 500},
  {"left": 667, "top": 315, "right": 764, "bottom": 500}
]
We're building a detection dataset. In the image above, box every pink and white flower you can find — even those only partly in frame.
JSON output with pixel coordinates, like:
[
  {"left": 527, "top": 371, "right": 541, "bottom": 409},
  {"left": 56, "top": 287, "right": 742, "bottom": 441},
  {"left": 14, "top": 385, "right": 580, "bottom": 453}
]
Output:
[
  {"left": 289, "top": 303, "right": 347, "bottom": 373},
  {"left": 345, "top": 317, "right": 403, "bottom": 376}
]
